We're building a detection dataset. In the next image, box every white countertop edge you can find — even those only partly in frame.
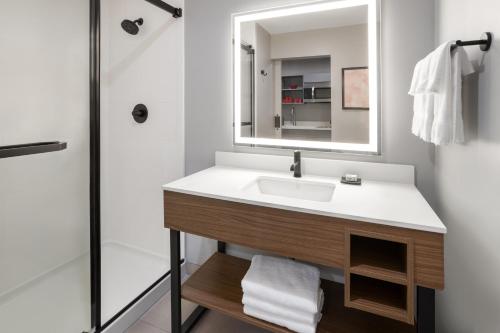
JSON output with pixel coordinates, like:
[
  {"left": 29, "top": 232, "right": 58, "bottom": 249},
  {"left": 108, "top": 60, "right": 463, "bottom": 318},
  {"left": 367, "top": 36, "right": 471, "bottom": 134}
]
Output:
[{"left": 163, "top": 186, "right": 447, "bottom": 234}]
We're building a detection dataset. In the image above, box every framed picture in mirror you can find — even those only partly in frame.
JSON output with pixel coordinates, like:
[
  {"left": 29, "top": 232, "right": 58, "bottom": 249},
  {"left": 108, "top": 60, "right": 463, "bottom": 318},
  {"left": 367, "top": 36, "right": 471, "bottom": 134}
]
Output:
[{"left": 342, "top": 67, "right": 369, "bottom": 110}]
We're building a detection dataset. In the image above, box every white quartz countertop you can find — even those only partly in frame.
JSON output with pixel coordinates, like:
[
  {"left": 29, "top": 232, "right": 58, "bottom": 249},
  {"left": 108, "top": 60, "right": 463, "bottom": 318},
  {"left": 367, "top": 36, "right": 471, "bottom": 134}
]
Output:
[{"left": 163, "top": 165, "right": 447, "bottom": 234}]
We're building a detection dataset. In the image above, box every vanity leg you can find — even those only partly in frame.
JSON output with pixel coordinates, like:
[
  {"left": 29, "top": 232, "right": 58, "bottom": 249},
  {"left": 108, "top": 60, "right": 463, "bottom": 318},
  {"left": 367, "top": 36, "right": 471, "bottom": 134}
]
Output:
[
  {"left": 417, "top": 286, "right": 435, "bottom": 333},
  {"left": 170, "top": 230, "right": 208, "bottom": 333},
  {"left": 217, "top": 241, "right": 226, "bottom": 253},
  {"left": 170, "top": 229, "right": 182, "bottom": 333},
  {"left": 182, "top": 306, "right": 207, "bottom": 332}
]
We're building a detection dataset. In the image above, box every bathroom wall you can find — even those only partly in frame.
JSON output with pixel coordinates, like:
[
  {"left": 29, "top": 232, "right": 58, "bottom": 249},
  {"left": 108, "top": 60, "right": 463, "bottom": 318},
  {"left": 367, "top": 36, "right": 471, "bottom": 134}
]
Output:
[
  {"left": 435, "top": 0, "right": 500, "bottom": 332},
  {"left": 271, "top": 24, "right": 368, "bottom": 143},
  {"left": 185, "top": 0, "right": 437, "bottom": 264},
  {"left": 100, "top": 0, "right": 184, "bottom": 258}
]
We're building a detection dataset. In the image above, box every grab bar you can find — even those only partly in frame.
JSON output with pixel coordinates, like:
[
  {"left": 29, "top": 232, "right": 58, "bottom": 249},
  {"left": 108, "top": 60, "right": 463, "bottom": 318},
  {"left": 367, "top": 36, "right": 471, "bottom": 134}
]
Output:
[{"left": 0, "top": 141, "right": 67, "bottom": 159}]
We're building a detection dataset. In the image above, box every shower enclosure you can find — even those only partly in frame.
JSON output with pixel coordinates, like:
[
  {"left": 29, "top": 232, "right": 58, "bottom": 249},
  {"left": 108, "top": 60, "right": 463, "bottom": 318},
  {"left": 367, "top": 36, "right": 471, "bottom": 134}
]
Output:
[{"left": 0, "top": 0, "right": 184, "bottom": 332}]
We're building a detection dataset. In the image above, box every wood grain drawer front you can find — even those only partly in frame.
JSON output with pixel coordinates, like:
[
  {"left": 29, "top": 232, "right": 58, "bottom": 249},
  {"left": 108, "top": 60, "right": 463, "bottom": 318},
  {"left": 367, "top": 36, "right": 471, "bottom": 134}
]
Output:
[
  {"left": 164, "top": 191, "right": 345, "bottom": 268},
  {"left": 164, "top": 191, "right": 444, "bottom": 290}
]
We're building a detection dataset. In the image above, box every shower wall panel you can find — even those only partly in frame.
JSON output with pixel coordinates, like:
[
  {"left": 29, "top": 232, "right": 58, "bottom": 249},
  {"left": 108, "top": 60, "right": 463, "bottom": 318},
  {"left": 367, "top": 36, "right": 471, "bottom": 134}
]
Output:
[{"left": 100, "top": 0, "right": 185, "bottom": 324}]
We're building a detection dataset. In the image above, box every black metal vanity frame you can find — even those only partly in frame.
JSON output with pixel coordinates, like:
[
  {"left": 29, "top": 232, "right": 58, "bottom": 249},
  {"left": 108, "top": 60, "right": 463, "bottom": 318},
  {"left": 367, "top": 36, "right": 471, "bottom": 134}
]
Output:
[{"left": 169, "top": 234, "right": 436, "bottom": 333}]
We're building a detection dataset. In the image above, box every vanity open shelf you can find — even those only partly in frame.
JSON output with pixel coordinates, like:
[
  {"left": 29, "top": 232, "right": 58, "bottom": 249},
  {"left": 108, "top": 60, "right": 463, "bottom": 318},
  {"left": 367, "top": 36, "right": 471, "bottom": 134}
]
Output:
[
  {"left": 345, "top": 230, "right": 414, "bottom": 324},
  {"left": 182, "top": 252, "right": 416, "bottom": 333},
  {"left": 349, "top": 234, "right": 409, "bottom": 284}
]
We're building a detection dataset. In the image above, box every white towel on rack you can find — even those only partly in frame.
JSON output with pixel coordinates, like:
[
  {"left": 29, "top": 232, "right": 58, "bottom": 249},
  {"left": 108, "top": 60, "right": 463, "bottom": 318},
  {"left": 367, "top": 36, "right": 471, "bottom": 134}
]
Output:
[
  {"left": 409, "top": 42, "right": 453, "bottom": 95},
  {"left": 242, "top": 289, "right": 324, "bottom": 325},
  {"left": 241, "top": 255, "right": 321, "bottom": 313},
  {"left": 409, "top": 41, "right": 453, "bottom": 143},
  {"left": 432, "top": 46, "right": 475, "bottom": 144},
  {"left": 409, "top": 41, "right": 475, "bottom": 145},
  {"left": 243, "top": 304, "right": 321, "bottom": 333}
]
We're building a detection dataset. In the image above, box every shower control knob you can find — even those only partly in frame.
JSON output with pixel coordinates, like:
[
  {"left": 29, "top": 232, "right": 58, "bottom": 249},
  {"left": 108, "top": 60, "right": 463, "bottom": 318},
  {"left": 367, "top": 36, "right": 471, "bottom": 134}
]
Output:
[{"left": 132, "top": 104, "right": 148, "bottom": 123}]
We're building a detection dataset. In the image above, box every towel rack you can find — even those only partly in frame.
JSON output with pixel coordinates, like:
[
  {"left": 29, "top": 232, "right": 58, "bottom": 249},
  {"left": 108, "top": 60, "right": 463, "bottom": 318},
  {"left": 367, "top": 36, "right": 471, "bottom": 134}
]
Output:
[{"left": 451, "top": 32, "right": 492, "bottom": 51}]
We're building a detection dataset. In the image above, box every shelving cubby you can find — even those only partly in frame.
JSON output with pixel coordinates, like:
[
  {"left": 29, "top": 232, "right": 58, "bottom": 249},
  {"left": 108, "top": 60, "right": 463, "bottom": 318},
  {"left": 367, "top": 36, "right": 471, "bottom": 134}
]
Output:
[{"left": 345, "top": 229, "right": 415, "bottom": 324}]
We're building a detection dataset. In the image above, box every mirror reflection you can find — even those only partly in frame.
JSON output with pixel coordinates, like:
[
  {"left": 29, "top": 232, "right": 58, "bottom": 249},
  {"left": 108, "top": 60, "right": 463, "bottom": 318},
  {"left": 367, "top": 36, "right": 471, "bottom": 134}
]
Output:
[{"left": 235, "top": 1, "right": 378, "bottom": 151}]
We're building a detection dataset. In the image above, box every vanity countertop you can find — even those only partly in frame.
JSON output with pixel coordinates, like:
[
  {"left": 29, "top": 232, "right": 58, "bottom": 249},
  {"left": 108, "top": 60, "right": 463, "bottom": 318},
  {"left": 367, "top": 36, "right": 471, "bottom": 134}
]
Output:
[{"left": 163, "top": 164, "right": 446, "bottom": 234}]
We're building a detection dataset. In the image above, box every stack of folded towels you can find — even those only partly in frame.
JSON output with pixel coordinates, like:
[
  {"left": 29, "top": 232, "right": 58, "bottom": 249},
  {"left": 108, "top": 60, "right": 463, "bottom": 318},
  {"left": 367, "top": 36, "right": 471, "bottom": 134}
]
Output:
[{"left": 241, "top": 255, "right": 324, "bottom": 333}]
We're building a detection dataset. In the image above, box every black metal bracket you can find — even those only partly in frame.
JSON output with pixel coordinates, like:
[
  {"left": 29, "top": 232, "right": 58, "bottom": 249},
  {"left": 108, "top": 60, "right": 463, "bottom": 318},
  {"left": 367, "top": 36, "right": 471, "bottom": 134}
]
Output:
[
  {"left": 452, "top": 32, "right": 493, "bottom": 52},
  {"left": 145, "top": 0, "right": 182, "bottom": 18},
  {"left": 0, "top": 141, "right": 67, "bottom": 159}
]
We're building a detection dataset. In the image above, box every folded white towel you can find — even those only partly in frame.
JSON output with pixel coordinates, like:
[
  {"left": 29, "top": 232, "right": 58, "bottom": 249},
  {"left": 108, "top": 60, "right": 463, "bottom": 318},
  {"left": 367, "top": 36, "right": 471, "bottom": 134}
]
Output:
[
  {"left": 241, "top": 255, "right": 321, "bottom": 313},
  {"left": 244, "top": 304, "right": 321, "bottom": 333},
  {"left": 243, "top": 289, "right": 324, "bottom": 325}
]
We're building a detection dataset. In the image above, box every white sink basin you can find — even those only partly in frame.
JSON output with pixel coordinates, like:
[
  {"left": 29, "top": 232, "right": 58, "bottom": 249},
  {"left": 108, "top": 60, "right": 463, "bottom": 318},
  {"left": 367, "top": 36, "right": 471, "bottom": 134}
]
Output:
[{"left": 252, "top": 176, "right": 335, "bottom": 202}]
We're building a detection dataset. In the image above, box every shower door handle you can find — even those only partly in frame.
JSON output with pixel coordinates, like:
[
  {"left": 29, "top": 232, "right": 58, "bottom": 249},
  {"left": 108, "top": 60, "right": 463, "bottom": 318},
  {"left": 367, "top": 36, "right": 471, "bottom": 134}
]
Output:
[{"left": 0, "top": 141, "right": 67, "bottom": 159}]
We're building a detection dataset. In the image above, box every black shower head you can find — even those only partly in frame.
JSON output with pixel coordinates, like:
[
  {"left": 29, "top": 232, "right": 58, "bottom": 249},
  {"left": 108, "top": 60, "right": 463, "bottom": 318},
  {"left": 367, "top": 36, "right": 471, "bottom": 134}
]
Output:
[{"left": 121, "top": 18, "right": 143, "bottom": 35}]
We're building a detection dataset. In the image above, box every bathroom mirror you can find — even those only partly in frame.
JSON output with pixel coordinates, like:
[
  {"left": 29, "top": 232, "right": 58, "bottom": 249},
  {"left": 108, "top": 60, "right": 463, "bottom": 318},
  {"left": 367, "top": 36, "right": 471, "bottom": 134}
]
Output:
[{"left": 233, "top": 0, "right": 380, "bottom": 153}]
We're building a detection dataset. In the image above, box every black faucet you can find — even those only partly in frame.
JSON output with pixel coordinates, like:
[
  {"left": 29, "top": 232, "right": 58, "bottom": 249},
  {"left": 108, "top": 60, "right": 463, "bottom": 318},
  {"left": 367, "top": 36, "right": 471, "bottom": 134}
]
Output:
[{"left": 290, "top": 150, "right": 302, "bottom": 178}]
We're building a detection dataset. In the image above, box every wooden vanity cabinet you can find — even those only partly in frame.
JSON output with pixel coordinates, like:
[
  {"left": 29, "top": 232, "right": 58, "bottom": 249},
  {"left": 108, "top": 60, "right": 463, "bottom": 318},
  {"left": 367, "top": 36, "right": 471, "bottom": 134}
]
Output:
[{"left": 164, "top": 191, "right": 444, "bottom": 331}]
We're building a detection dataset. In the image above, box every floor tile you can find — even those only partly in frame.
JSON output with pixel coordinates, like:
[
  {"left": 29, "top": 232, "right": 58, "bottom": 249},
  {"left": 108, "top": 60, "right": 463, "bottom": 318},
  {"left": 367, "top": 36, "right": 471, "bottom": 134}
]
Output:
[
  {"left": 141, "top": 291, "right": 199, "bottom": 331},
  {"left": 127, "top": 320, "right": 167, "bottom": 333}
]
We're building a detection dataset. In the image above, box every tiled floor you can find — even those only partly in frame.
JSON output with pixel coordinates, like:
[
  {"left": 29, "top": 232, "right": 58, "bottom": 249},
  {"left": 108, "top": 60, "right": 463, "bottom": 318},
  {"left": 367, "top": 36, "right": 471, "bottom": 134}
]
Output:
[{"left": 126, "top": 291, "right": 269, "bottom": 333}]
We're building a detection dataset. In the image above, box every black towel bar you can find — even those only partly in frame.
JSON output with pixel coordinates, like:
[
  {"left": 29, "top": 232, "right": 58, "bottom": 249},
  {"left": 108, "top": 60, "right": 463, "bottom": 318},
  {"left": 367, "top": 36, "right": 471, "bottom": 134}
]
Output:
[{"left": 451, "top": 32, "right": 492, "bottom": 51}]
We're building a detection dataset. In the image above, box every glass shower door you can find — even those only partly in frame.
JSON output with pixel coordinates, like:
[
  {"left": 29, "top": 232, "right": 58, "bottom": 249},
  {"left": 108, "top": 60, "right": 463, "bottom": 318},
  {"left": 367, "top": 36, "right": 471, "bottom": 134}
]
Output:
[{"left": 0, "top": 0, "right": 91, "bottom": 332}]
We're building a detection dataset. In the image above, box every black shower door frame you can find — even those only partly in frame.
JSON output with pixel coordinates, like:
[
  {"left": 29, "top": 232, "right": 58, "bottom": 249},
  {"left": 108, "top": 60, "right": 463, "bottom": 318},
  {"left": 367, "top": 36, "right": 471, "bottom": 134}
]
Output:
[{"left": 89, "top": 0, "right": 180, "bottom": 331}]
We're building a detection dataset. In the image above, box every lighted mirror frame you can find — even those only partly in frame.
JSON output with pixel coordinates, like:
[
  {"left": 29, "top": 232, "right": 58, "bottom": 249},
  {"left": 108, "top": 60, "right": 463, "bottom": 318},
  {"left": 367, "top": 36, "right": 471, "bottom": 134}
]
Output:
[{"left": 233, "top": 0, "right": 380, "bottom": 153}]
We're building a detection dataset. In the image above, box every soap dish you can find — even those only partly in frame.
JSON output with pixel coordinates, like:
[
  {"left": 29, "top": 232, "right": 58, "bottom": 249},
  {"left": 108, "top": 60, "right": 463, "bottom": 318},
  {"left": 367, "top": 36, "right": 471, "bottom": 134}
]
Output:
[{"left": 341, "top": 176, "right": 362, "bottom": 185}]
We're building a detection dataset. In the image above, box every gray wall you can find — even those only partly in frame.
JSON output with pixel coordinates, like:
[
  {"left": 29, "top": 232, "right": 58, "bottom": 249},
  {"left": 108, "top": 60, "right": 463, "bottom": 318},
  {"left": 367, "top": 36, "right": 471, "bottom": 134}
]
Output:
[
  {"left": 185, "top": 0, "right": 437, "bottom": 264},
  {"left": 435, "top": 0, "right": 500, "bottom": 332}
]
